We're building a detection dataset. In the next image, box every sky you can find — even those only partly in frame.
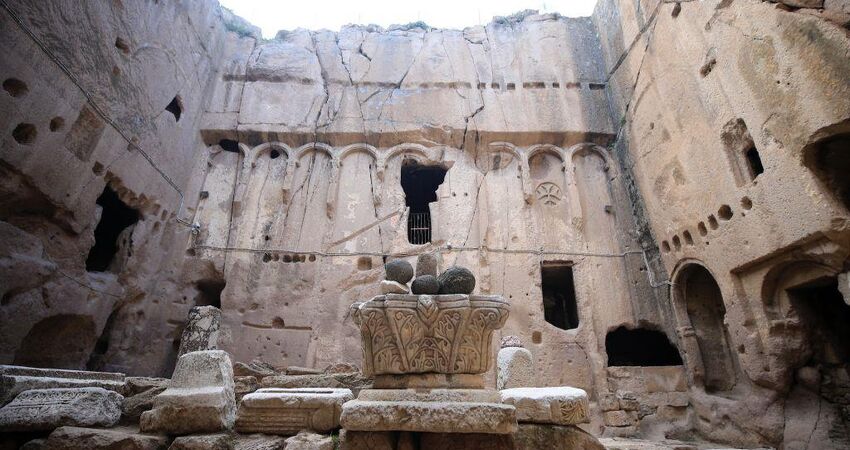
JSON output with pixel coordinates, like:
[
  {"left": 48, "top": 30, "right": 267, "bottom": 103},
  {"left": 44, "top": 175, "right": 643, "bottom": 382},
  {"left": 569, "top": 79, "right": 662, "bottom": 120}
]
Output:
[{"left": 219, "top": 0, "right": 600, "bottom": 38}]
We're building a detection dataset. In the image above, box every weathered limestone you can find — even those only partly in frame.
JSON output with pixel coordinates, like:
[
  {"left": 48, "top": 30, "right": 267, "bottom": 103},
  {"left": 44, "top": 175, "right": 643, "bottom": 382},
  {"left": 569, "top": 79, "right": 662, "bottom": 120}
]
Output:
[
  {"left": 499, "top": 387, "right": 590, "bottom": 425},
  {"left": 497, "top": 346, "right": 535, "bottom": 390},
  {"left": 379, "top": 280, "right": 408, "bottom": 294},
  {"left": 140, "top": 350, "right": 236, "bottom": 434},
  {"left": 284, "top": 431, "right": 334, "bottom": 450},
  {"left": 122, "top": 377, "right": 168, "bottom": 422},
  {"left": 351, "top": 294, "right": 509, "bottom": 376},
  {"left": 340, "top": 398, "right": 517, "bottom": 434},
  {"left": 415, "top": 254, "right": 438, "bottom": 277},
  {"left": 42, "top": 426, "right": 169, "bottom": 450},
  {"left": 177, "top": 306, "right": 222, "bottom": 356},
  {"left": 0, "top": 365, "right": 125, "bottom": 406},
  {"left": 0, "top": 387, "right": 123, "bottom": 431},
  {"left": 236, "top": 388, "right": 353, "bottom": 434}
]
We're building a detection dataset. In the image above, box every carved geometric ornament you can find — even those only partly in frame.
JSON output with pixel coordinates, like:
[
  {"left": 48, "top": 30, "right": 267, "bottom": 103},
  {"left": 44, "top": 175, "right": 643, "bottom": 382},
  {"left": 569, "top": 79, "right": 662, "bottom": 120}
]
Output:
[{"left": 535, "top": 182, "right": 563, "bottom": 206}]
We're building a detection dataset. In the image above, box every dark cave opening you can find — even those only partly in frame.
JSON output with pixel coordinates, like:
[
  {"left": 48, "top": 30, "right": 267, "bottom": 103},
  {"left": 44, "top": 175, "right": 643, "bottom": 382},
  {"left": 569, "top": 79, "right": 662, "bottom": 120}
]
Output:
[{"left": 85, "top": 186, "right": 140, "bottom": 272}]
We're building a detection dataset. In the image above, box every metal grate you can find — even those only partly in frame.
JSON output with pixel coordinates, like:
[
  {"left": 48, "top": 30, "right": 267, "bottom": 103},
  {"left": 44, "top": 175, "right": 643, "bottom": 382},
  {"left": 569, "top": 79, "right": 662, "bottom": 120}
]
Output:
[{"left": 408, "top": 212, "right": 431, "bottom": 245}]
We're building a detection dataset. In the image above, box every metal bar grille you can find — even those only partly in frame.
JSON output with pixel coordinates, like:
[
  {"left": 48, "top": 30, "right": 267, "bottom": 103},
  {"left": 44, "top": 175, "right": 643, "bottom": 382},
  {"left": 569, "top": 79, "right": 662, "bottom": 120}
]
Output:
[{"left": 408, "top": 212, "right": 431, "bottom": 245}]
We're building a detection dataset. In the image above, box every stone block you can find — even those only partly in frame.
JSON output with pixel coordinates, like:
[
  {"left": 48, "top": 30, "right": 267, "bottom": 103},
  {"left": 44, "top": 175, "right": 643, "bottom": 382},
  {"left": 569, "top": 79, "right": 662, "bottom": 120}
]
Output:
[
  {"left": 357, "top": 389, "right": 499, "bottom": 403},
  {"left": 372, "top": 373, "right": 483, "bottom": 389},
  {"left": 0, "top": 387, "right": 123, "bottom": 431},
  {"left": 140, "top": 350, "right": 236, "bottom": 434},
  {"left": 284, "top": 431, "right": 334, "bottom": 450},
  {"left": 379, "top": 280, "right": 409, "bottom": 294},
  {"left": 616, "top": 392, "right": 639, "bottom": 411},
  {"left": 415, "top": 253, "right": 438, "bottom": 277},
  {"left": 338, "top": 430, "right": 397, "bottom": 450},
  {"left": 513, "top": 424, "right": 605, "bottom": 450},
  {"left": 603, "top": 410, "right": 637, "bottom": 427},
  {"left": 177, "top": 306, "right": 222, "bottom": 356},
  {"left": 0, "top": 365, "right": 125, "bottom": 406},
  {"left": 499, "top": 387, "right": 589, "bottom": 425},
  {"left": 340, "top": 398, "right": 517, "bottom": 434},
  {"left": 497, "top": 347, "right": 534, "bottom": 390},
  {"left": 169, "top": 433, "right": 231, "bottom": 450},
  {"left": 235, "top": 388, "right": 353, "bottom": 435},
  {"left": 643, "top": 366, "right": 687, "bottom": 393},
  {"left": 43, "top": 426, "right": 168, "bottom": 450},
  {"left": 234, "top": 376, "right": 260, "bottom": 402}
]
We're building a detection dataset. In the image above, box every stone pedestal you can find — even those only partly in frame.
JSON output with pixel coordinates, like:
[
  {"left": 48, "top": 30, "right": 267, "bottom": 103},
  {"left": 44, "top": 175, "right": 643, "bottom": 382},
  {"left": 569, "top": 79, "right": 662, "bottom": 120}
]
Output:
[
  {"left": 236, "top": 387, "right": 352, "bottom": 434},
  {"left": 140, "top": 350, "right": 235, "bottom": 434}
]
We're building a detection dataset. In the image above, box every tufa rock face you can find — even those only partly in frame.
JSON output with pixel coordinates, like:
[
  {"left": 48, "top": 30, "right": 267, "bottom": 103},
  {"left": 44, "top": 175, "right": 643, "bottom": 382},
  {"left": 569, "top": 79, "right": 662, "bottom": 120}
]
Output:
[
  {"left": 384, "top": 260, "right": 414, "bottom": 284},
  {"left": 0, "top": 387, "right": 123, "bottom": 431},
  {"left": 437, "top": 266, "right": 476, "bottom": 294},
  {"left": 410, "top": 275, "right": 440, "bottom": 295}
]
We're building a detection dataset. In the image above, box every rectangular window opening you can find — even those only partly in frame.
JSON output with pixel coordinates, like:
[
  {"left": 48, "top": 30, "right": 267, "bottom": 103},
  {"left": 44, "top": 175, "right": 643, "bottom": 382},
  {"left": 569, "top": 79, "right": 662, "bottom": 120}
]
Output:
[
  {"left": 745, "top": 147, "right": 764, "bottom": 178},
  {"left": 541, "top": 262, "right": 579, "bottom": 330},
  {"left": 401, "top": 159, "right": 447, "bottom": 245}
]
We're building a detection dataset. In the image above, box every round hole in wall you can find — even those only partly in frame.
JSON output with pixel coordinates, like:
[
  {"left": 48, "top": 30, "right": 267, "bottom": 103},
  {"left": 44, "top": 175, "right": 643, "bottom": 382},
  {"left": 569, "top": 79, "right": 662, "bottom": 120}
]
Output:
[
  {"left": 718, "top": 204, "right": 733, "bottom": 220},
  {"left": 708, "top": 215, "right": 719, "bottom": 230},
  {"left": 2, "top": 78, "right": 28, "bottom": 97},
  {"left": 741, "top": 196, "right": 753, "bottom": 210},
  {"left": 49, "top": 116, "right": 65, "bottom": 132},
  {"left": 114, "top": 37, "right": 130, "bottom": 54},
  {"left": 672, "top": 235, "right": 682, "bottom": 250},
  {"left": 270, "top": 149, "right": 280, "bottom": 159},
  {"left": 683, "top": 230, "right": 694, "bottom": 245},
  {"left": 283, "top": 254, "right": 292, "bottom": 263},
  {"left": 12, "top": 123, "right": 36, "bottom": 144},
  {"left": 262, "top": 253, "right": 272, "bottom": 263},
  {"left": 661, "top": 241, "right": 671, "bottom": 253},
  {"left": 308, "top": 255, "right": 316, "bottom": 262},
  {"left": 698, "top": 222, "right": 708, "bottom": 236}
]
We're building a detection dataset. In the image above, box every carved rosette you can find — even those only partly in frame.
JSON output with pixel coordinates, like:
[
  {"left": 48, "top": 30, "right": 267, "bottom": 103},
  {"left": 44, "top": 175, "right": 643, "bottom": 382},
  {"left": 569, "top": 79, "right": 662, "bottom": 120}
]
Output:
[{"left": 352, "top": 294, "right": 509, "bottom": 376}]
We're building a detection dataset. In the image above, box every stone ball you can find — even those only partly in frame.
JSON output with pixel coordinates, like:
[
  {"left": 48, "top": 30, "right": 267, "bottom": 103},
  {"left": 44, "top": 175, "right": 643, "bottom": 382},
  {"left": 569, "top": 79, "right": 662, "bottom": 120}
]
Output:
[
  {"left": 437, "top": 266, "right": 476, "bottom": 294},
  {"left": 415, "top": 253, "right": 438, "bottom": 277},
  {"left": 384, "top": 259, "right": 414, "bottom": 284},
  {"left": 411, "top": 275, "right": 440, "bottom": 295},
  {"left": 500, "top": 335, "right": 523, "bottom": 349}
]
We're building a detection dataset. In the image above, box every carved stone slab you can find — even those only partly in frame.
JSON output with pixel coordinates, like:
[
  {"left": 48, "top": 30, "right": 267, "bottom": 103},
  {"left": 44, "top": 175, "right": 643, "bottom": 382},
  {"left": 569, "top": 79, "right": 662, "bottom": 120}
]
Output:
[
  {"left": 236, "top": 388, "right": 353, "bottom": 435},
  {"left": 0, "top": 387, "right": 123, "bottom": 431},
  {"left": 499, "top": 387, "right": 589, "bottom": 425},
  {"left": 351, "top": 294, "right": 509, "bottom": 376},
  {"left": 340, "top": 398, "right": 517, "bottom": 434},
  {"left": 0, "top": 365, "right": 125, "bottom": 406}
]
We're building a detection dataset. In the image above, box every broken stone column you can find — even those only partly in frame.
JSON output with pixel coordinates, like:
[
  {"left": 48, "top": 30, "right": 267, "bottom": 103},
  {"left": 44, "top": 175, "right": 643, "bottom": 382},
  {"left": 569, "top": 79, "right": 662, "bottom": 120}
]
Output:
[
  {"left": 140, "top": 350, "right": 236, "bottom": 434},
  {"left": 497, "top": 336, "right": 534, "bottom": 390},
  {"left": 0, "top": 387, "right": 123, "bottom": 431},
  {"left": 177, "top": 305, "right": 222, "bottom": 356}
]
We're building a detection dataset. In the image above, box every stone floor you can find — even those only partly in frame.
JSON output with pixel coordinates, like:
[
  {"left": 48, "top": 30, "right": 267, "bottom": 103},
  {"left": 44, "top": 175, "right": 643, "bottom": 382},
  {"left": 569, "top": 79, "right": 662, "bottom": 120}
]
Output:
[{"left": 598, "top": 437, "right": 773, "bottom": 450}]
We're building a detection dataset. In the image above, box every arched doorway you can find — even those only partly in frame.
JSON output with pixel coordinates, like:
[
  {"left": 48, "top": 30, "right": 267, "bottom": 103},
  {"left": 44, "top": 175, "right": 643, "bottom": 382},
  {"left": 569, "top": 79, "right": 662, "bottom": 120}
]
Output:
[{"left": 674, "top": 264, "right": 736, "bottom": 392}]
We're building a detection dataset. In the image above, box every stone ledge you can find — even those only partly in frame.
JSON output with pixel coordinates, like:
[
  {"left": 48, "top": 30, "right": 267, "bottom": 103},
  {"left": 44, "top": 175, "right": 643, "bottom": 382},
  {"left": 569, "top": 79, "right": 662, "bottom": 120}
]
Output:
[
  {"left": 499, "top": 387, "right": 590, "bottom": 425},
  {"left": 340, "top": 399, "right": 517, "bottom": 434}
]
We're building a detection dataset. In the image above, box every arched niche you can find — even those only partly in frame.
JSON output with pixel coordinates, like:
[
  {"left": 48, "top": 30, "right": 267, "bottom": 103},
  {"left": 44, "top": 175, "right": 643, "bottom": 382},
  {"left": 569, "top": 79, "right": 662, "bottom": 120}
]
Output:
[
  {"left": 234, "top": 143, "right": 290, "bottom": 248},
  {"left": 193, "top": 142, "right": 245, "bottom": 248},
  {"left": 475, "top": 143, "right": 520, "bottom": 174},
  {"left": 279, "top": 146, "right": 334, "bottom": 251},
  {"left": 672, "top": 263, "right": 736, "bottom": 392},
  {"left": 761, "top": 260, "right": 837, "bottom": 320},
  {"left": 803, "top": 125, "right": 850, "bottom": 212},
  {"left": 14, "top": 314, "right": 97, "bottom": 370},
  {"left": 528, "top": 147, "right": 571, "bottom": 248},
  {"left": 328, "top": 148, "right": 382, "bottom": 251},
  {"left": 572, "top": 145, "right": 616, "bottom": 249}
]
